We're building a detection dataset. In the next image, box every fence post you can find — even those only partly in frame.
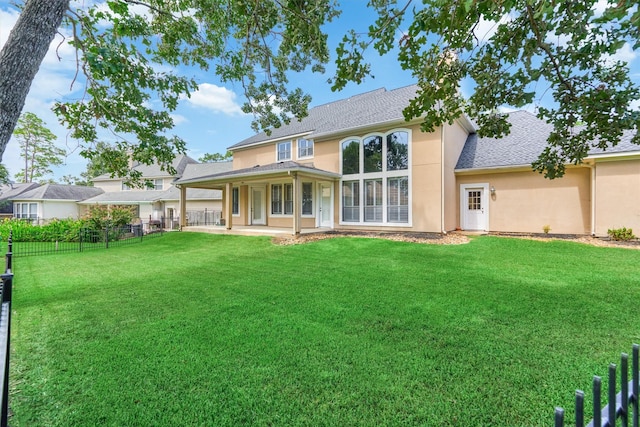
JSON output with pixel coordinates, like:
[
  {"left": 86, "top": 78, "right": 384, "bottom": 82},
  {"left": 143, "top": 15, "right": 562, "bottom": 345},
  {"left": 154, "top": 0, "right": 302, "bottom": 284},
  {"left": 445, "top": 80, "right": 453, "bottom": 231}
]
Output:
[
  {"left": 555, "top": 407, "right": 564, "bottom": 427},
  {"left": 622, "top": 354, "right": 629, "bottom": 427},
  {"left": 105, "top": 226, "right": 109, "bottom": 249},
  {"left": 1, "top": 238, "right": 14, "bottom": 427},
  {"left": 4, "top": 232, "right": 11, "bottom": 273},
  {"left": 633, "top": 344, "right": 638, "bottom": 427},
  {"left": 594, "top": 376, "right": 602, "bottom": 427},
  {"left": 576, "top": 390, "right": 585, "bottom": 427}
]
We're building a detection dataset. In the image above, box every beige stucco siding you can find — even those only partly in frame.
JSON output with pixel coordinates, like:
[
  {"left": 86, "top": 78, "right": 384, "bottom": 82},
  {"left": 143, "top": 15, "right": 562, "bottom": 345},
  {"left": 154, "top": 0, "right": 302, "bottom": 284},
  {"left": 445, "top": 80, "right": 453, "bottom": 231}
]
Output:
[
  {"left": 457, "top": 168, "right": 591, "bottom": 234},
  {"left": 443, "top": 122, "right": 471, "bottom": 232},
  {"left": 411, "top": 126, "right": 444, "bottom": 232},
  {"left": 41, "top": 201, "right": 81, "bottom": 219},
  {"left": 93, "top": 180, "right": 121, "bottom": 192},
  {"left": 593, "top": 158, "right": 640, "bottom": 236},
  {"left": 233, "top": 144, "right": 276, "bottom": 169}
]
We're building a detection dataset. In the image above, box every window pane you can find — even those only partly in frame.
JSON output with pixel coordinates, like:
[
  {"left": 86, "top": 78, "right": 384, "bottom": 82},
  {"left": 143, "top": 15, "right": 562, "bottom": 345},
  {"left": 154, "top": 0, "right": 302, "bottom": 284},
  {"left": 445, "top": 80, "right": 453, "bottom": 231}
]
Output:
[
  {"left": 284, "top": 183, "right": 293, "bottom": 215},
  {"left": 342, "top": 140, "right": 360, "bottom": 175},
  {"left": 277, "top": 141, "right": 291, "bottom": 161},
  {"left": 387, "top": 131, "right": 409, "bottom": 171},
  {"left": 387, "top": 177, "right": 409, "bottom": 223},
  {"left": 271, "top": 184, "right": 282, "bottom": 214},
  {"left": 342, "top": 181, "right": 359, "bottom": 222},
  {"left": 364, "top": 135, "right": 382, "bottom": 173},
  {"left": 232, "top": 187, "right": 239, "bottom": 215},
  {"left": 364, "top": 179, "right": 382, "bottom": 222},
  {"left": 298, "top": 139, "right": 314, "bottom": 158},
  {"left": 302, "top": 182, "right": 313, "bottom": 215}
]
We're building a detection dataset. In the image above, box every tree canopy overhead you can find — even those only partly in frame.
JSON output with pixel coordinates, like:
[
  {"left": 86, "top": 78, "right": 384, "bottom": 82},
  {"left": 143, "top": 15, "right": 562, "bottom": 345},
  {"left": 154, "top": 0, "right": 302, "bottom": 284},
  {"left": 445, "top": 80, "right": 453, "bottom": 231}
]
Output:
[{"left": 0, "top": 0, "right": 638, "bottom": 181}]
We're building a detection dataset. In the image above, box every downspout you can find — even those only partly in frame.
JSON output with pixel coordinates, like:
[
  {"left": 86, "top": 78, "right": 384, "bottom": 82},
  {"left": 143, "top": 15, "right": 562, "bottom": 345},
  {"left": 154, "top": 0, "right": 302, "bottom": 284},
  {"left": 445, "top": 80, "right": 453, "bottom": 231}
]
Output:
[{"left": 441, "top": 125, "right": 447, "bottom": 234}]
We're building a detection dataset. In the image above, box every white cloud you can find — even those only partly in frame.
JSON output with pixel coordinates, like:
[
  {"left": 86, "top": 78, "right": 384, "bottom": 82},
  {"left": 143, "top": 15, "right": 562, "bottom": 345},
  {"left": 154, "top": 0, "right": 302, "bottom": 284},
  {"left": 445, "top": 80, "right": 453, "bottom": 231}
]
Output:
[
  {"left": 170, "top": 114, "right": 188, "bottom": 125},
  {"left": 473, "top": 14, "right": 511, "bottom": 43},
  {"left": 184, "top": 83, "right": 245, "bottom": 116},
  {"left": 606, "top": 42, "right": 638, "bottom": 64}
]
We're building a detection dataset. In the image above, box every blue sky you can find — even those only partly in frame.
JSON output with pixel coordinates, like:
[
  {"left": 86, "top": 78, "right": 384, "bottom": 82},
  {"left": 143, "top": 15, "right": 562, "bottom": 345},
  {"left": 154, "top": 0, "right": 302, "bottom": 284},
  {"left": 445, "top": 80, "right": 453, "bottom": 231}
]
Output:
[{"left": 0, "top": 1, "right": 638, "bottom": 182}]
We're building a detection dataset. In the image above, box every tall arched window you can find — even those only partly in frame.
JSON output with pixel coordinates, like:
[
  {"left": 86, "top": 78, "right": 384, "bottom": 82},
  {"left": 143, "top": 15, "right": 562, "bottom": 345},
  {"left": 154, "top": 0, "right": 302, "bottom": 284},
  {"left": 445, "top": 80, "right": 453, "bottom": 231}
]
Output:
[
  {"left": 387, "top": 131, "right": 408, "bottom": 171},
  {"left": 342, "top": 139, "right": 360, "bottom": 175}
]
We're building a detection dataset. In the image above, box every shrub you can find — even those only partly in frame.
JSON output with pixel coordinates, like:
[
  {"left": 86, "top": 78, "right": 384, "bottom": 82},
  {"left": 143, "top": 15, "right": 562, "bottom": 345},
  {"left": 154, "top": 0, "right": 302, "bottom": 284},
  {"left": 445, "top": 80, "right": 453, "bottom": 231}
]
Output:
[{"left": 607, "top": 227, "right": 636, "bottom": 241}]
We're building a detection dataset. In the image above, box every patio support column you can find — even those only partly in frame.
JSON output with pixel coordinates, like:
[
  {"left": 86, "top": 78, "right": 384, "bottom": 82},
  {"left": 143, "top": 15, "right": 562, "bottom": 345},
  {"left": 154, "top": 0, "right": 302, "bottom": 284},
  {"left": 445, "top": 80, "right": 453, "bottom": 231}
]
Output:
[
  {"left": 292, "top": 172, "right": 301, "bottom": 235},
  {"left": 179, "top": 185, "right": 187, "bottom": 229},
  {"left": 224, "top": 182, "right": 233, "bottom": 230}
]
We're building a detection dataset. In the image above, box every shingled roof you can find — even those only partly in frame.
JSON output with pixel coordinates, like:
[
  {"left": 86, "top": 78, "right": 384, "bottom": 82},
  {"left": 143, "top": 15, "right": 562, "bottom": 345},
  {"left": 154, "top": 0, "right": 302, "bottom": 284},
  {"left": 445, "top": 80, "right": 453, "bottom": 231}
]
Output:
[
  {"left": 93, "top": 154, "right": 199, "bottom": 181},
  {"left": 13, "top": 184, "right": 104, "bottom": 201},
  {"left": 456, "top": 111, "right": 639, "bottom": 170},
  {"left": 229, "top": 85, "right": 423, "bottom": 150}
]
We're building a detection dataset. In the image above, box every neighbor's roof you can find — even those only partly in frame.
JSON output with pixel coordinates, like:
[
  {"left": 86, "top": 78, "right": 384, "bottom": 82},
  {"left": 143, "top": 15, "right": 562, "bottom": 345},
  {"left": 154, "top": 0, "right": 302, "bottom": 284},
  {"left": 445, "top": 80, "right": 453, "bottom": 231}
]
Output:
[
  {"left": 455, "top": 111, "right": 639, "bottom": 170},
  {"left": 175, "top": 161, "right": 341, "bottom": 186},
  {"left": 93, "top": 154, "right": 198, "bottom": 181},
  {"left": 80, "top": 190, "right": 165, "bottom": 204},
  {"left": 80, "top": 187, "right": 222, "bottom": 204},
  {"left": 0, "top": 182, "right": 40, "bottom": 201},
  {"left": 12, "top": 184, "right": 104, "bottom": 201},
  {"left": 229, "top": 84, "right": 475, "bottom": 150},
  {"left": 180, "top": 161, "right": 233, "bottom": 180}
]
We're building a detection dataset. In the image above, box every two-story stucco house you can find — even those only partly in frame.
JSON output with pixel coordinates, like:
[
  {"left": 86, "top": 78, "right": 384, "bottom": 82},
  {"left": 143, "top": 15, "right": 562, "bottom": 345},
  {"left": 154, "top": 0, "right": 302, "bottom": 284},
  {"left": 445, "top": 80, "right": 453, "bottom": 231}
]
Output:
[{"left": 174, "top": 84, "right": 639, "bottom": 237}]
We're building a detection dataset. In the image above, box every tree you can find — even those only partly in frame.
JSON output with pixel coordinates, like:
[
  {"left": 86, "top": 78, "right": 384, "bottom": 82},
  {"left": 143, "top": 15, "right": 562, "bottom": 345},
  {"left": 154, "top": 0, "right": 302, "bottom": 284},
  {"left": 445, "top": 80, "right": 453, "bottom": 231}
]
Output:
[
  {"left": 0, "top": 0, "right": 338, "bottom": 183},
  {"left": 332, "top": 0, "right": 639, "bottom": 178},
  {"left": 0, "top": 165, "right": 9, "bottom": 185},
  {"left": 13, "top": 112, "right": 65, "bottom": 183},
  {"left": 199, "top": 151, "right": 233, "bottom": 163},
  {"left": 0, "top": 1, "right": 638, "bottom": 181}
]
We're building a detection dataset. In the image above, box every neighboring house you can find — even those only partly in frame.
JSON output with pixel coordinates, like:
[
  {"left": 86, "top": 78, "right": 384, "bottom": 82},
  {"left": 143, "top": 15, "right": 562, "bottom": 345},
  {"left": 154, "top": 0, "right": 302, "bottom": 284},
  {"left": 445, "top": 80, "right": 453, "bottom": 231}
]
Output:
[
  {"left": 0, "top": 183, "right": 40, "bottom": 218},
  {"left": 10, "top": 184, "right": 104, "bottom": 223},
  {"left": 174, "top": 84, "right": 640, "bottom": 237},
  {"left": 86, "top": 155, "right": 232, "bottom": 228}
]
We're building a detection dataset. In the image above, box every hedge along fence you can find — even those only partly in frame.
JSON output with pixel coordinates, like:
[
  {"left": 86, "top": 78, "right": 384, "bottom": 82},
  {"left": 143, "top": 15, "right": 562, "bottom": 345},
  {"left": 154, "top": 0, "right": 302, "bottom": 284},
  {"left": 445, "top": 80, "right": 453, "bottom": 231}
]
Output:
[{"left": 0, "top": 218, "right": 162, "bottom": 257}]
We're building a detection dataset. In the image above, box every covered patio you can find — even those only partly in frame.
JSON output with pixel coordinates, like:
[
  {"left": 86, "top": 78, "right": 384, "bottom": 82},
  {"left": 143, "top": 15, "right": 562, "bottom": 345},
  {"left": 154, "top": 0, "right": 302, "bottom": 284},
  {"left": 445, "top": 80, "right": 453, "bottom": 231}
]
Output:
[{"left": 174, "top": 161, "right": 341, "bottom": 236}]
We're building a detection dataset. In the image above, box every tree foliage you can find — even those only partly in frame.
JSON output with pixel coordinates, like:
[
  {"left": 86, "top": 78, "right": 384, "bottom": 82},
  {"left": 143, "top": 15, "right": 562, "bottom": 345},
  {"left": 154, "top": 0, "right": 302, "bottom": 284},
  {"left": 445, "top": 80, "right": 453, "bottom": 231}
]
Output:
[
  {"left": 333, "top": 0, "right": 639, "bottom": 178},
  {"left": 0, "top": 0, "right": 638, "bottom": 181},
  {"left": 199, "top": 151, "right": 233, "bottom": 163},
  {"left": 13, "top": 112, "right": 65, "bottom": 183}
]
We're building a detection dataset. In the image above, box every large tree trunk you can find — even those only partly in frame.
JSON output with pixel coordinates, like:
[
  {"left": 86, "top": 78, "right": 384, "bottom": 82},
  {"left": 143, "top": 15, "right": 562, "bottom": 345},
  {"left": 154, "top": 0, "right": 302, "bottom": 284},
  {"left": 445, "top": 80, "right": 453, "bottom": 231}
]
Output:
[{"left": 0, "top": 0, "right": 70, "bottom": 164}]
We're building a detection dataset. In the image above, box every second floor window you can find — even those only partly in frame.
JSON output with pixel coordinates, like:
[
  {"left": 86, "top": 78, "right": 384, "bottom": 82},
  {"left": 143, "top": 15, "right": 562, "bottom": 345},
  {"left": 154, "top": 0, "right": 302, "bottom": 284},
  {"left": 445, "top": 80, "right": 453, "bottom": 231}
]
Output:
[
  {"left": 152, "top": 179, "right": 163, "bottom": 191},
  {"left": 298, "top": 138, "right": 314, "bottom": 158},
  {"left": 277, "top": 141, "right": 292, "bottom": 161}
]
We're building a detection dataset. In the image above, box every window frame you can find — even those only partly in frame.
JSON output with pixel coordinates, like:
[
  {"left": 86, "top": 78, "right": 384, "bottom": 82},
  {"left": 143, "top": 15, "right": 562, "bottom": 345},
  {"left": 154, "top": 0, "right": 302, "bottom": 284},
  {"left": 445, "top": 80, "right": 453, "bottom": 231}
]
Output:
[
  {"left": 232, "top": 187, "right": 240, "bottom": 216},
  {"left": 297, "top": 138, "right": 314, "bottom": 159},
  {"left": 276, "top": 141, "right": 292, "bottom": 162},
  {"left": 339, "top": 128, "right": 412, "bottom": 226},
  {"left": 302, "top": 182, "right": 314, "bottom": 216}
]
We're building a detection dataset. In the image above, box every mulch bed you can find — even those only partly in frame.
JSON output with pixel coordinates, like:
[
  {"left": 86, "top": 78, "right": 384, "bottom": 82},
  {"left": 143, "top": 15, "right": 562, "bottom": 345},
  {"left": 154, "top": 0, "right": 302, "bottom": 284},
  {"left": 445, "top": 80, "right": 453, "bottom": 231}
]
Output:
[{"left": 272, "top": 230, "right": 640, "bottom": 249}]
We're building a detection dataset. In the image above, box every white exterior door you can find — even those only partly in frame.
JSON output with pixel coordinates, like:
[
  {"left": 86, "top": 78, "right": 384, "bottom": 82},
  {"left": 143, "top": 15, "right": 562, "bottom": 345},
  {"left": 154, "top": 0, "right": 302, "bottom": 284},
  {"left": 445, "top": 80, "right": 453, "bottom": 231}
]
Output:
[
  {"left": 461, "top": 184, "right": 488, "bottom": 231},
  {"left": 319, "top": 183, "right": 333, "bottom": 228},
  {"left": 250, "top": 187, "right": 266, "bottom": 225}
]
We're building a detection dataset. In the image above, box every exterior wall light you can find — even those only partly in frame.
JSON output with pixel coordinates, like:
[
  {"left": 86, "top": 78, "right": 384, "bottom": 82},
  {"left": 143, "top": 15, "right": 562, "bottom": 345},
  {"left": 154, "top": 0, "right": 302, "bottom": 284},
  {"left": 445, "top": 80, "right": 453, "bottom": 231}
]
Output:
[{"left": 490, "top": 186, "right": 496, "bottom": 195}]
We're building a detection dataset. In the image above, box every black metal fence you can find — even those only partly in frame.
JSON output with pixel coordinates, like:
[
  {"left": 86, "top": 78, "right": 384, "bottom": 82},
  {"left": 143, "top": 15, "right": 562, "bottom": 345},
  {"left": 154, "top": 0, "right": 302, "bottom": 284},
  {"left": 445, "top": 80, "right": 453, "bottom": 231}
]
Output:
[
  {"left": 1, "top": 225, "right": 163, "bottom": 258},
  {"left": 555, "top": 344, "right": 639, "bottom": 427},
  {"left": 0, "top": 233, "right": 13, "bottom": 427}
]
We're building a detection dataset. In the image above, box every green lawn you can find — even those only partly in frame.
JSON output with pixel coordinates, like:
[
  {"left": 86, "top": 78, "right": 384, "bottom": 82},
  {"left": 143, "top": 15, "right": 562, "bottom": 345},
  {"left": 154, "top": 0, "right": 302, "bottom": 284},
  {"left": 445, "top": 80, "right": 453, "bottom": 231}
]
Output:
[{"left": 8, "top": 233, "right": 640, "bottom": 426}]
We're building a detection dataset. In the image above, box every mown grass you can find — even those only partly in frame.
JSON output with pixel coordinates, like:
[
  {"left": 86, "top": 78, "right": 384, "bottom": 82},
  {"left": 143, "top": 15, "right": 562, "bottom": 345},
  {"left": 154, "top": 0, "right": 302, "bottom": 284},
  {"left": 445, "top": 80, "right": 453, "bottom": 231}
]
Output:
[{"left": 8, "top": 233, "right": 640, "bottom": 426}]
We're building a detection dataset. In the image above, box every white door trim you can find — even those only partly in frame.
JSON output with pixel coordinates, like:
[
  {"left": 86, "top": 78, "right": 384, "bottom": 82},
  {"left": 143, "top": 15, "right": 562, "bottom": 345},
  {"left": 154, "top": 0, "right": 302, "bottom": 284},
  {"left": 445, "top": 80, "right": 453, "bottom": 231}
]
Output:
[{"left": 460, "top": 183, "right": 489, "bottom": 231}]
